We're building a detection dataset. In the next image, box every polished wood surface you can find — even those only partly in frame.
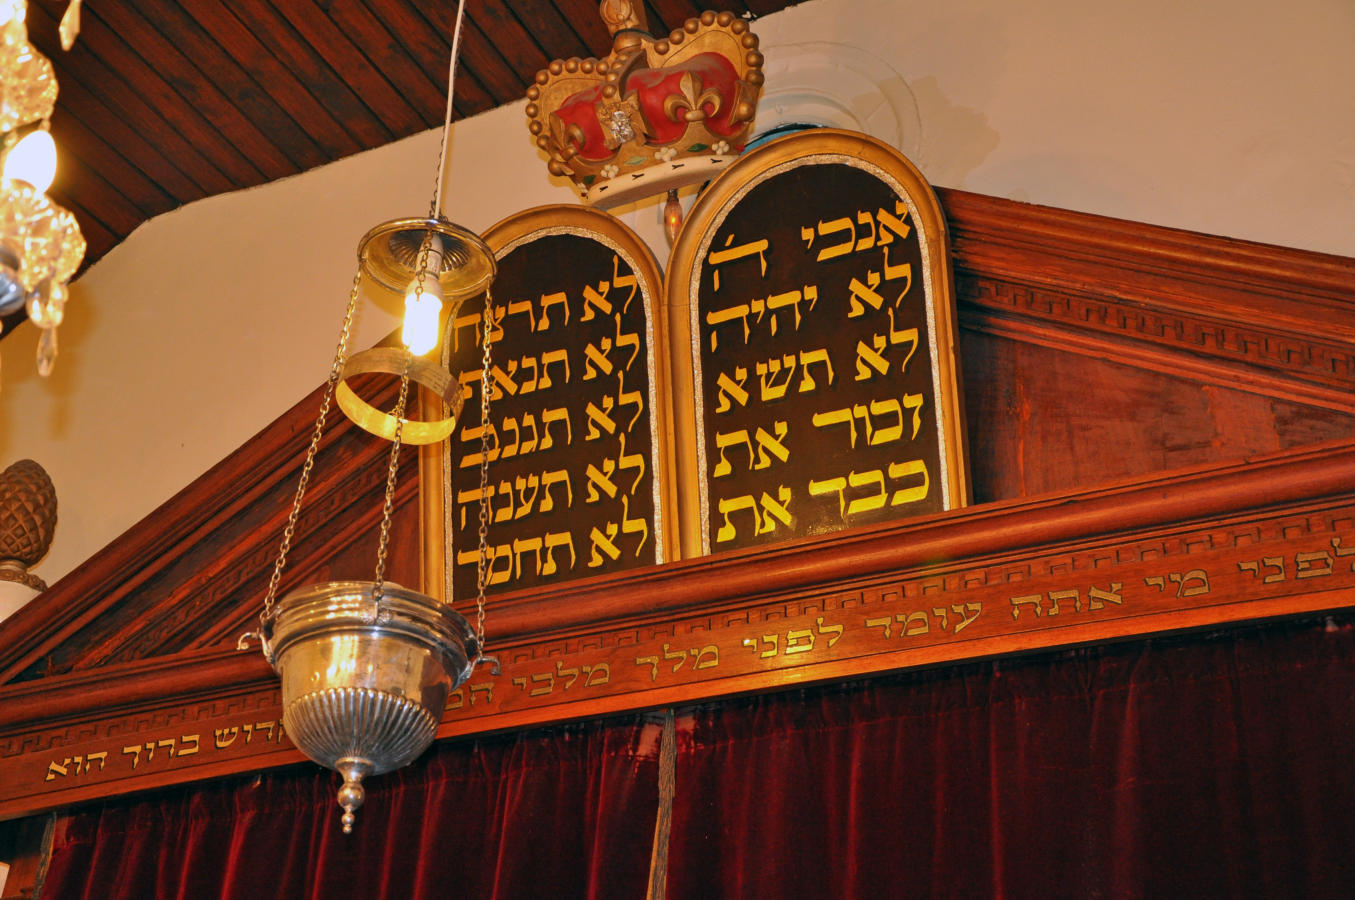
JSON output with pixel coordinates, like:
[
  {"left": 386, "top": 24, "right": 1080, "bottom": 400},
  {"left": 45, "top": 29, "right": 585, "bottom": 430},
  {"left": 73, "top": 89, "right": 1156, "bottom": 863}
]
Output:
[{"left": 1, "top": 190, "right": 1352, "bottom": 819}]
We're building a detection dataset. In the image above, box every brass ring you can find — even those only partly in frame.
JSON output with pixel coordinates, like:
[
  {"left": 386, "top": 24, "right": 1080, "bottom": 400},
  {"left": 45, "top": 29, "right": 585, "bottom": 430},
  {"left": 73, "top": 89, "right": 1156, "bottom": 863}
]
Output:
[{"left": 335, "top": 347, "right": 465, "bottom": 445}]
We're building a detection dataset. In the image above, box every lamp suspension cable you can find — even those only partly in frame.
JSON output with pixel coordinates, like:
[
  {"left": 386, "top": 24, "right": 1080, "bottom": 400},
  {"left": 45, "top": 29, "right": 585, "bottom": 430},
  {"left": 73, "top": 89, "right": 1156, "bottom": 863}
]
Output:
[{"left": 430, "top": 0, "right": 469, "bottom": 220}]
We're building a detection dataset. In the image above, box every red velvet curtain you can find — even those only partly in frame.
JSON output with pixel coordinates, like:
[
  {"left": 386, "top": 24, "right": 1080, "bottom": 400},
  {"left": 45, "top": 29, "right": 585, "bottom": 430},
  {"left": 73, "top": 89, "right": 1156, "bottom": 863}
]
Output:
[
  {"left": 41, "top": 716, "right": 660, "bottom": 899},
  {"left": 41, "top": 615, "right": 1355, "bottom": 899},
  {"left": 667, "top": 615, "right": 1355, "bottom": 899}
]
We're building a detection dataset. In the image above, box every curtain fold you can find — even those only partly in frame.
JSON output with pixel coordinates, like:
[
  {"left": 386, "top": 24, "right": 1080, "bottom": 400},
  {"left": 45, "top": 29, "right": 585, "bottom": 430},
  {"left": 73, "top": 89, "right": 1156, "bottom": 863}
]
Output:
[
  {"left": 41, "top": 715, "right": 660, "bottom": 900},
  {"left": 666, "top": 615, "right": 1355, "bottom": 899},
  {"left": 39, "top": 615, "right": 1355, "bottom": 899}
]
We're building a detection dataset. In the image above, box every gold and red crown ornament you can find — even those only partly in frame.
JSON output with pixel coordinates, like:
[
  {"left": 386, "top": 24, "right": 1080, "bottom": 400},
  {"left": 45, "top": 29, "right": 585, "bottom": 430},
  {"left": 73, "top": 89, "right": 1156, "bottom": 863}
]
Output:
[{"left": 526, "top": 1, "right": 764, "bottom": 208}]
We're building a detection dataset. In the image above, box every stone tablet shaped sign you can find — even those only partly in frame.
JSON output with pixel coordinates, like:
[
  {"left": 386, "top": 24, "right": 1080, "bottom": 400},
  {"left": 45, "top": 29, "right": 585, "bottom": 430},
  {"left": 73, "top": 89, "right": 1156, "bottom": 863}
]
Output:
[
  {"left": 430, "top": 206, "right": 673, "bottom": 601},
  {"left": 667, "top": 129, "right": 969, "bottom": 556}
]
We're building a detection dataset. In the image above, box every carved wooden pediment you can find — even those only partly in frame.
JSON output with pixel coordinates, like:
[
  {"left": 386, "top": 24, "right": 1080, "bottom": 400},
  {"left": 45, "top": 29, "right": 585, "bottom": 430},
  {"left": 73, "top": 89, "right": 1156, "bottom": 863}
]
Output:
[{"left": 1, "top": 189, "right": 1352, "bottom": 819}]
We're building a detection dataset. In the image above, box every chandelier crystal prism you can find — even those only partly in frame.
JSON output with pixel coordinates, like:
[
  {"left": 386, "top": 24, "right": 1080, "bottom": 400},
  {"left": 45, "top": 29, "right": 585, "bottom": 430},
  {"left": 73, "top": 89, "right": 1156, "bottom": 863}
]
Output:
[{"left": 0, "top": 0, "right": 85, "bottom": 387}]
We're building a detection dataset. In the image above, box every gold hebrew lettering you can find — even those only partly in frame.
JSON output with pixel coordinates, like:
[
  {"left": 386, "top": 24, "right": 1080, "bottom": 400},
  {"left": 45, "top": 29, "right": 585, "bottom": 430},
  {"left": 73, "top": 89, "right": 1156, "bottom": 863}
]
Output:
[
  {"left": 713, "top": 429, "right": 754, "bottom": 477},
  {"left": 621, "top": 495, "right": 649, "bottom": 556},
  {"left": 585, "top": 459, "right": 619, "bottom": 502},
  {"left": 514, "top": 475, "right": 540, "bottom": 520},
  {"left": 177, "top": 735, "right": 200, "bottom": 757},
  {"left": 616, "top": 370, "right": 644, "bottom": 431},
  {"left": 87, "top": 750, "right": 108, "bottom": 771},
  {"left": 588, "top": 524, "right": 622, "bottom": 567},
  {"left": 505, "top": 298, "right": 536, "bottom": 333},
  {"left": 214, "top": 727, "right": 239, "bottom": 749},
  {"left": 457, "top": 421, "right": 501, "bottom": 469},
  {"left": 900, "top": 610, "right": 929, "bottom": 636},
  {"left": 470, "top": 683, "right": 494, "bottom": 705},
  {"left": 540, "top": 406, "right": 572, "bottom": 449},
  {"left": 548, "top": 531, "right": 585, "bottom": 572},
  {"left": 847, "top": 271, "right": 884, "bottom": 317},
  {"left": 1087, "top": 583, "right": 1123, "bottom": 609},
  {"left": 812, "top": 217, "right": 855, "bottom": 262},
  {"left": 555, "top": 661, "right": 580, "bottom": 691},
  {"left": 716, "top": 366, "right": 750, "bottom": 412},
  {"left": 816, "top": 617, "right": 844, "bottom": 648},
  {"left": 614, "top": 313, "right": 641, "bottom": 371},
  {"left": 706, "top": 303, "right": 752, "bottom": 352},
  {"left": 663, "top": 642, "right": 688, "bottom": 673},
  {"left": 583, "top": 336, "right": 614, "bottom": 380},
  {"left": 452, "top": 310, "right": 482, "bottom": 352},
  {"left": 45, "top": 758, "right": 70, "bottom": 781},
  {"left": 715, "top": 494, "right": 760, "bottom": 543},
  {"left": 865, "top": 616, "right": 893, "bottom": 639},
  {"left": 617, "top": 434, "right": 646, "bottom": 494},
  {"left": 1296, "top": 551, "right": 1334, "bottom": 579},
  {"left": 122, "top": 745, "right": 142, "bottom": 769},
  {"left": 540, "top": 470, "right": 573, "bottom": 512},
  {"left": 808, "top": 476, "right": 848, "bottom": 517},
  {"left": 887, "top": 459, "right": 930, "bottom": 506},
  {"left": 785, "top": 628, "right": 815, "bottom": 654},
  {"left": 855, "top": 338, "right": 889, "bottom": 381},
  {"left": 1168, "top": 569, "right": 1211, "bottom": 597},
  {"left": 580, "top": 281, "right": 613, "bottom": 322},
  {"left": 585, "top": 396, "right": 617, "bottom": 440},
  {"left": 447, "top": 688, "right": 465, "bottom": 711},
  {"left": 875, "top": 202, "right": 911, "bottom": 243},
  {"left": 538, "top": 291, "right": 569, "bottom": 330},
  {"left": 529, "top": 673, "right": 555, "bottom": 697},
  {"left": 846, "top": 469, "right": 888, "bottom": 516},
  {"left": 758, "top": 422, "right": 791, "bottom": 471},
  {"left": 758, "top": 486, "right": 793, "bottom": 533},
  {"left": 612, "top": 255, "right": 638, "bottom": 313},
  {"left": 1010, "top": 594, "right": 1043, "bottom": 620},
  {"left": 756, "top": 354, "right": 797, "bottom": 401},
  {"left": 538, "top": 349, "right": 570, "bottom": 390},
  {"left": 513, "top": 536, "right": 544, "bottom": 579},
  {"left": 931, "top": 607, "right": 950, "bottom": 631},
  {"left": 759, "top": 634, "right": 778, "bottom": 658},
  {"left": 798, "top": 348, "right": 835, "bottom": 392},
  {"left": 693, "top": 645, "right": 719, "bottom": 670},
  {"left": 708, "top": 234, "right": 769, "bottom": 291},
  {"left": 854, "top": 209, "right": 878, "bottom": 251},
  {"left": 583, "top": 663, "right": 612, "bottom": 687},
  {"left": 1261, "top": 556, "right": 1285, "bottom": 583},
  {"left": 517, "top": 356, "right": 540, "bottom": 394},
  {"left": 1048, "top": 588, "right": 1080, "bottom": 615},
  {"left": 635, "top": 655, "right": 659, "bottom": 681},
  {"left": 1146, "top": 574, "right": 1169, "bottom": 590},
  {"left": 952, "top": 602, "right": 982, "bottom": 634},
  {"left": 812, "top": 408, "right": 857, "bottom": 448},
  {"left": 881, "top": 246, "right": 912, "bottom": 298}
]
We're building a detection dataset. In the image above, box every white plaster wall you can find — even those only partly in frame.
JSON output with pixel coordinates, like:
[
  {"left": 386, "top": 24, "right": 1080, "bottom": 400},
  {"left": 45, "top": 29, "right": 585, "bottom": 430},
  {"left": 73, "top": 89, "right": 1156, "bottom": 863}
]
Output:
[{"left": 1, "top": 0, "right": 1351, "bottom": 585}]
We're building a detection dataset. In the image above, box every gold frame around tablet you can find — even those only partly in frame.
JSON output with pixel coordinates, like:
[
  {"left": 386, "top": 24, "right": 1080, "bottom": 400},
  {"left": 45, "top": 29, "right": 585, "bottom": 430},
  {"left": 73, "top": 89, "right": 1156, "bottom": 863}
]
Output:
[
  {"left": 418, "top": 205, "right": 675, "bottom": 601},
  {"left": 665, "top": 128, "right": 971, "bottom": 558}
]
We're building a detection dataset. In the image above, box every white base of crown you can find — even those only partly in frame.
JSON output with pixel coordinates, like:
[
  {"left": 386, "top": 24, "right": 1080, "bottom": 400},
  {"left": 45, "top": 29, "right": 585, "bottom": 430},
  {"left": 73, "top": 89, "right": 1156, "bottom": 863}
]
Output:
[{"left": 582, "top": 154, "right": 741, "bottom": 209}]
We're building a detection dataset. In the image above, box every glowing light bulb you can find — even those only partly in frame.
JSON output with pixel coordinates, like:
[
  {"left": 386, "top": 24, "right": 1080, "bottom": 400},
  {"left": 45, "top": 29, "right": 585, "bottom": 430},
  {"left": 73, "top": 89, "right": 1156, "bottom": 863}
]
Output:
[
  {"left": 4, "top": 129, "right": 56, "bottom": 193},
  {"left": 402, "top": 276, "right": 443, "bottom": 356},
  {"left": 0, "top": 1, "right": 26, "bottom": 28}
]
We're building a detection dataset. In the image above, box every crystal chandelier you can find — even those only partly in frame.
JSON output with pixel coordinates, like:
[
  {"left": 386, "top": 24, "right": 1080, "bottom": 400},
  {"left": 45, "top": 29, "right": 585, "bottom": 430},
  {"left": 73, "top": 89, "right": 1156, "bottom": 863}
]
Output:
[
  {"left": 240, "top": 0, "right": 499, "bottom": 834},
  {"left": 0, "top": 0, "right": 85, "bottom": 386}
]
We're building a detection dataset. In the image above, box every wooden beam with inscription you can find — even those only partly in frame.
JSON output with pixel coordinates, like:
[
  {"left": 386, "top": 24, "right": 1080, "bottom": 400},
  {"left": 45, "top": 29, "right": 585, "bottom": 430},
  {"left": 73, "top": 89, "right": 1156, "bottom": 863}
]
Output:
[{"left": 4, "top": 437, "right": 1355, "bottom": 819}]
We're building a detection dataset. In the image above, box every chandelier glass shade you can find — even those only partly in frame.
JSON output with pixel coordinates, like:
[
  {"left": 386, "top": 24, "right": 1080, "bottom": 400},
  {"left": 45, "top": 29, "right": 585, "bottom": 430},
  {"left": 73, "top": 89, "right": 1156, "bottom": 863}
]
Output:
[{"left": 0, "top": 0, "right": 86, "bottom": 384}]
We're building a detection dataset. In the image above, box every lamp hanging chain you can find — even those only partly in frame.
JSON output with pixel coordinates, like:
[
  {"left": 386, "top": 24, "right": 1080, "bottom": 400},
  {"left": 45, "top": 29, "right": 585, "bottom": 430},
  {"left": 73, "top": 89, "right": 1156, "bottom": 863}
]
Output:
[
  {"left": 428, "top": 0, "right": 469, "bottom": 219},
  {"left": 262, "top": 271, "right": 365, "bottom": 620},
  {"left": 372, "top": 367, "right": 412, "bottom": 599},
  {"left": 474, "top": 290, "right": 495, "bottom": 650}
]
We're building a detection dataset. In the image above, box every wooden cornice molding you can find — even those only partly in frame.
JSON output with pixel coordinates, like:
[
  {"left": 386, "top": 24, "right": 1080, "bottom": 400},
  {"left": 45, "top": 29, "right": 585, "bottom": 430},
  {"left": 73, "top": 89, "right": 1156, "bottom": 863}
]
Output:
[
  {"left": 939, "top": 188, "right": 1355, "bottom": 412},
  {"left": 0, "top": 376, "right": 410, "bottom": 685},
  {"left": 4, "top": 437, "right": 1355, "bottom": 819}
]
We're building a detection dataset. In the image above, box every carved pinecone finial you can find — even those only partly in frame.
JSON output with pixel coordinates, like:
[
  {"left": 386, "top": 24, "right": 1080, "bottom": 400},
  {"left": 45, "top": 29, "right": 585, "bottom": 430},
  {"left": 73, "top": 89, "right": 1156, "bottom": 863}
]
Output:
[{"left": 0, "top": 458, "right": 57, "bottom": 591}]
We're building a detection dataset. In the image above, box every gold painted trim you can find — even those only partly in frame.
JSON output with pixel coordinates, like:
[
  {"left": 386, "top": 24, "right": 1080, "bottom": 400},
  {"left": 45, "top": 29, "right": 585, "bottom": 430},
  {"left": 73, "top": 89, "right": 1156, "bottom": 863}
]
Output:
[
  {"left": 665, "top": 128, "right": 971, "bottom": 557},
  {"left": 418, "top": 204, "right": 673, "bottom": 603}
]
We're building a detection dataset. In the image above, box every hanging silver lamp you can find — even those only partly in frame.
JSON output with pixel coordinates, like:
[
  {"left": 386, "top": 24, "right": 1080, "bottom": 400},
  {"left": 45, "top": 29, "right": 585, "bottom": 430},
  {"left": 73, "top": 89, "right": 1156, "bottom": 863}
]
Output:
[{"left": 241, "top": 0, "right": 500, "bottom": 834}]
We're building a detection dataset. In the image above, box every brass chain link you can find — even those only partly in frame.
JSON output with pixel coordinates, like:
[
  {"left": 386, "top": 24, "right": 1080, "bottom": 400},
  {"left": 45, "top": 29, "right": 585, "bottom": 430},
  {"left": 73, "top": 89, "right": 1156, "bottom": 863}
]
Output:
[
  {"left": 262, "top": 271, "right": 364, "bottom": 621},
  {"left": 474, "top": 289, "right": 495, "bottom": 650},
  {"left": 372, "top": 367, "right": 412, "bottom": 598}
]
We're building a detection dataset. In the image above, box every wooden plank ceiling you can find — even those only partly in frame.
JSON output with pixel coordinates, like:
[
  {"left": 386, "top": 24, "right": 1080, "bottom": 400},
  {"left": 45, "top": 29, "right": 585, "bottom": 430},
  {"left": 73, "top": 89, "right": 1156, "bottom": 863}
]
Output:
[{"left": 28, "top": 0, "right": 800, "bottom": 269}]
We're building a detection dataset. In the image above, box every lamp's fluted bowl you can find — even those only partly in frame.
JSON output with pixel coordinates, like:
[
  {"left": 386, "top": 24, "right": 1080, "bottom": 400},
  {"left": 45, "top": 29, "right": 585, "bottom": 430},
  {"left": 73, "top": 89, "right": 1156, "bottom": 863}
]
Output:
[{"left": 262, "top": 581, "right": 478, "bottom": 777}]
